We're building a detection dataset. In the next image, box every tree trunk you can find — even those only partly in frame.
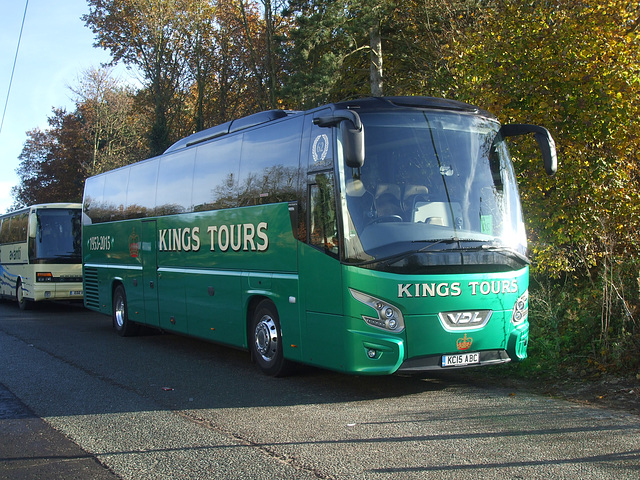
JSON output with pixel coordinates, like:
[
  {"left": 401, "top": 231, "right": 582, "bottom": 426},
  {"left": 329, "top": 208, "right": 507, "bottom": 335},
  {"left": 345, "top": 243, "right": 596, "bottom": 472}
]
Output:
[
  {"left": 264, "top": 0, "right": 278, "bottom": 109},
  {"left": 370, "top": 21, "right": 383, "bottom": 97}
]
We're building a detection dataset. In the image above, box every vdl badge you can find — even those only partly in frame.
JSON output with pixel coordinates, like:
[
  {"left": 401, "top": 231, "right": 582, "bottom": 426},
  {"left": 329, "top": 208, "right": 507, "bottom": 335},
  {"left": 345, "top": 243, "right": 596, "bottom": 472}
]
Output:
[{"left": 442, "top": 352, "right": 480, "bottom": 367}]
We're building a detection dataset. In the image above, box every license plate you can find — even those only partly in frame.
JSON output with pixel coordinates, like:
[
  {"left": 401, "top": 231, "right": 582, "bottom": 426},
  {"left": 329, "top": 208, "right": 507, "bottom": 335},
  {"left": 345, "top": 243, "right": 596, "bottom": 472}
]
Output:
[
  {"left": 70, "top": 291, "right": 83, "bottom": 296},
  {"left": 442, "top": 352, "right": 480, "bottom": 367}
]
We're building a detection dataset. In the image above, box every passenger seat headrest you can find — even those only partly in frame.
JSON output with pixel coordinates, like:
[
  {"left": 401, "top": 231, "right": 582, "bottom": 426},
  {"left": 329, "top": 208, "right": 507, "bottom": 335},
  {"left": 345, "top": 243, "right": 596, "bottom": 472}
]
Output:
[{"left": 346, "top": 179, "right": 366, "bottom": 197}]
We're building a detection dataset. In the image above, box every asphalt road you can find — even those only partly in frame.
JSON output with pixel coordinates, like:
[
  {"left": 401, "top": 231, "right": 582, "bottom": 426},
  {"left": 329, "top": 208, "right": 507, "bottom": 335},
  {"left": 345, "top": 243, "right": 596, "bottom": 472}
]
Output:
[{"left": 1, "top": 301, "right": 639, "bottom": 479}]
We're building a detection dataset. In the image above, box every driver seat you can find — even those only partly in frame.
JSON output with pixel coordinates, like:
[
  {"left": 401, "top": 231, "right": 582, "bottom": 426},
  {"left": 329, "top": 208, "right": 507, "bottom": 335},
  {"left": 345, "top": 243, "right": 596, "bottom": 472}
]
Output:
[
  {"left": 346, "top": 179, "right": 374, "bottom": 231},
  {"left": 374, "top": 184, "right": 403, "bottom": 218}
]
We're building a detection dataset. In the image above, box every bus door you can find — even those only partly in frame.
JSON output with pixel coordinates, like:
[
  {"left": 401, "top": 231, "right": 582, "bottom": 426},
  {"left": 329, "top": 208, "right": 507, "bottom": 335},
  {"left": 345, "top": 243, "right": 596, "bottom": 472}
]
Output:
[
  {"left": 141, "top": 219, "right": 159, "bottom": 326},
  {"left": 298, "top": 112, "right": 345, "bottom": 368}
]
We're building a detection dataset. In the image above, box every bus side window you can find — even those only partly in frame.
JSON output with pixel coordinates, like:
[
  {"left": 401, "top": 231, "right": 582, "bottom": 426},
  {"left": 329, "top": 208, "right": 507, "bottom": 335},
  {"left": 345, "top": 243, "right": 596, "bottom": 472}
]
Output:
[
  {"left": 309, "top": 173, "right": 339, "bottom": 257},
  {"left": 155, "top": 150, "right": 195, "bottom": 215},
  {"left": 192, "top": 136, "right": 242, "bottom": 211},
  {"left": 83, "top": 175, "right": 106, "bottom": 224},
  {"left": 126, "top": 160, "right": 159, "bottom": 219},
  {"left": 0, "top": 218, "right": 10, "bottom": 243},
  {"left": 7, "top": 213, "right": 27, "bottom": 243},
  {"left": 103, "top": 167, "right": 130, "bottom": 221},
  {"left": 237, "top": 116, "right": 304, "bottom": 207}
]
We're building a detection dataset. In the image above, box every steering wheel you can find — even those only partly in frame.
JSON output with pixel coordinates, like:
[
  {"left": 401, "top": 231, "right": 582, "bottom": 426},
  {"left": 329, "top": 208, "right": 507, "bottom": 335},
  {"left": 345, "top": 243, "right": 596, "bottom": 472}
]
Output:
[{"left": 368, "top": 215, "right": 403, "bottom": 225}]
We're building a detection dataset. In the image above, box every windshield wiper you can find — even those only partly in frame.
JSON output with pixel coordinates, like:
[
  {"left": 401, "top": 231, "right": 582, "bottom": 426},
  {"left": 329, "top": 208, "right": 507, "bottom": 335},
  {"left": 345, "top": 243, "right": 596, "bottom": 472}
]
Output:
[{"left": 415, "top": 237, "right": 461, "bottom": 252}]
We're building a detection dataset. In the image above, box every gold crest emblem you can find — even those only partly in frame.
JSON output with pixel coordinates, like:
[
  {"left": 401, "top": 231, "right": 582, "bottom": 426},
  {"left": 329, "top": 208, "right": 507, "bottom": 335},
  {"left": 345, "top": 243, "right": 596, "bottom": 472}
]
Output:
[{"left": 456, "top": 334, "right": 473, "bottom": 351}]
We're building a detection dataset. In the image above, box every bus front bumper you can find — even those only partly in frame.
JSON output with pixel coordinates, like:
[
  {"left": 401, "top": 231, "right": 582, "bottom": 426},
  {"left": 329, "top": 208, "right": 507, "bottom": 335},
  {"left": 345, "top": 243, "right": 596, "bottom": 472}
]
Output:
[
  {"left": 346, "top": 323, "right": 527, "bottom": 375},
  {"left": 31, "top": 282, "right": 84, "bottom": 302},
  {"left": 397, "top": 324, "right": 527, "bottom": 372}
]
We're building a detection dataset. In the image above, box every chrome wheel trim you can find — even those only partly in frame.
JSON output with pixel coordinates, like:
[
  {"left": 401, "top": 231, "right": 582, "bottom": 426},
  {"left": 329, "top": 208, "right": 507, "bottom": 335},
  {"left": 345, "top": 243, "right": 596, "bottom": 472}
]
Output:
[
  {"left": 254, "top": 315, "right": 278, "bottom": 363},
  {"left": 17, "top": 283, "right": 24, "bottom": 304},
  {"left": 114, "top": 296, "right": 125, "bottom": 329}
]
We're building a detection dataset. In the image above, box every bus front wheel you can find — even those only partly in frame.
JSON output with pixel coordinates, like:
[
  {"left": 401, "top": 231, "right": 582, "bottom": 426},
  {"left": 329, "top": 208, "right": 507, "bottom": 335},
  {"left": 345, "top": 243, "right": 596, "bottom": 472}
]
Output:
[
  {"left": 113, "top": 285, "right": 139, "bottom": 337},
  {"left": 250, "top": 300, "right": 292, "bottom": 377},
  {"left": 16, "top": 280, "right": 30, "bottom": 311}
]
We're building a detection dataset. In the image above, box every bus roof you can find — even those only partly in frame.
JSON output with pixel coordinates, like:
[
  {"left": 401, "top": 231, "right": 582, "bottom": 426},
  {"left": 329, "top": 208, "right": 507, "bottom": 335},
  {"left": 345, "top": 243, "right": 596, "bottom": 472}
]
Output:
[
  {"left": 1, "top": 203, "right": 81, "bottom": 219},
  {"left": 163, "top": 96, "right": 493, "bottom": 155},
  {"left": 164, "top": 109, "right": 301, "bottom": 154},
  {"left": 332, "top": 96, "right": 487, "bottom": 115}
]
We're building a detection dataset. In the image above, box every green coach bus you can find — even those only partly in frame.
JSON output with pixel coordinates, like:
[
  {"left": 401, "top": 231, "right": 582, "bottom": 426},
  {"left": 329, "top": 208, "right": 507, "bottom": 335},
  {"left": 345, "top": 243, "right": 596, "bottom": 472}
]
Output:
[{"left": 82, "top": 96, "right": 556, "bottom": 376}]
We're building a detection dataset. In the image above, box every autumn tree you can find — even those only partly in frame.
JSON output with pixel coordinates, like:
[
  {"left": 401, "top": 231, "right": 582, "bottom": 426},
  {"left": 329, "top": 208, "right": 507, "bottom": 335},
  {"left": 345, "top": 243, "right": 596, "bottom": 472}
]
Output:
[
  {"left": 209, "top": 0, "right": 255, "bottom": 122},
  {"left": 260, "top": 0, "right": 288, "bottom": 107},
  {"left": 11, "top": 128, "right": 50, "bottom": 208},
  {"left": 84, "top": 0, "right": 191, "bottom": 155},
  {"left": 284, "top": 0, "right": 387, "bottom": 107},
  {"left": 11, "top": 68, "right": 146, "bottom": 207},
  {"left": 12, "top": 109, "right": 89, "bottom": 207},
  {"left": 383, "top": 0, "right": 478, "bottom": 96},
  {"left": 180, "top": 0, "right": 232, "bottom": 131},
  {"left": 72, "top": 67, "right": 148, "bottom": 175},
  {"left": 450, "top": 0, "right": 640, "bottom": 370},
  {"left": 283, "top": 0, "right": 478, "bottom": 108},
  {"left": 235, "top": 0, "right": 293, "bottom": 111},
  {"left": 209, "top": 0, "right": 272, "bottom": 120}
]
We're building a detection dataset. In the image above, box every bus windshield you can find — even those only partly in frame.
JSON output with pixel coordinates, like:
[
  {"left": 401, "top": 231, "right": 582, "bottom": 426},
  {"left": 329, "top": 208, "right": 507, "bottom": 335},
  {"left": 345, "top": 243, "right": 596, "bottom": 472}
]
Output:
[
  {"left": 33, "top": 208, "right": 82, "bottom": 262},
  {"left": 339, "top": 110, "right": 526, "bottom": 269}
]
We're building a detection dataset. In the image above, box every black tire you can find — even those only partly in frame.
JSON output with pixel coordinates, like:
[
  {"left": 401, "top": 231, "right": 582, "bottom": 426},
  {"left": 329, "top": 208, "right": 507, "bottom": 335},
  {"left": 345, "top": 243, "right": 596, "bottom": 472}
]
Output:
[
  {"left": 112, "top": 284, "right": 139, "bottom": 337},
  {"left": 250, "top": 300, "right": 292, "bottom": 377},
  {"left": 16, "top": 279, "right": 31, "bottom": 311}
]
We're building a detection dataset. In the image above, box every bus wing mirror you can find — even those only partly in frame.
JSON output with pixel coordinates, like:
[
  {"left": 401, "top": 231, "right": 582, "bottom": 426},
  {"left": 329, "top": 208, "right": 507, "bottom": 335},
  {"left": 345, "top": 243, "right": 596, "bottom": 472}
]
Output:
[
  {"left": 314, "top": 109, "right": 365, "bottom": 168},
  {"left": 28, "top": 213, "right": 37, "bottom": 239},
  {"left": 501, "top": 124, "right": 557, "bottom": 176}
]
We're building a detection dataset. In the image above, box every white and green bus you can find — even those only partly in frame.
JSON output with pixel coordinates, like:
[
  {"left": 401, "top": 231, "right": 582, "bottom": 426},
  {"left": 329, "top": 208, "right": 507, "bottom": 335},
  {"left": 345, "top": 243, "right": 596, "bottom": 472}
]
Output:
[
  {"left": 1, "top": 203, "right": 83, "bottom": 309},
  {"left": 82, "top": 96, "right": 556, "bottom": 376}
]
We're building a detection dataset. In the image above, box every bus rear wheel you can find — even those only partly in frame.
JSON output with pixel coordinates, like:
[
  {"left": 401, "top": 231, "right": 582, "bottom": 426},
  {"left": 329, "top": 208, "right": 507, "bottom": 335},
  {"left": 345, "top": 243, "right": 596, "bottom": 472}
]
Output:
[
  {"left": 113, "top": 285, "right": 139, "bottom": 337},
  {"left": 250, "top": 300, "right": 292, "bottom": 377}
]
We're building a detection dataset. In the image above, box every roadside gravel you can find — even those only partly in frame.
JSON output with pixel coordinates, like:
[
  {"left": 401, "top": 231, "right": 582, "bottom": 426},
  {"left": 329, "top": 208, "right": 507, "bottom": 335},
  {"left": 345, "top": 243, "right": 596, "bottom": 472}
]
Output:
[{"left": 451, "top": 369, "right": 640, "bottom": 415}]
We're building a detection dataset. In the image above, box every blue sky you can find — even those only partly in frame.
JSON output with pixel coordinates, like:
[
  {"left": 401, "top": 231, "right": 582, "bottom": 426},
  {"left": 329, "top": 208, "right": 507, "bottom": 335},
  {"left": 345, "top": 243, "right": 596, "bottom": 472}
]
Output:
[{"left": 0, "top": 0, "right": 130, "bottom": 213}]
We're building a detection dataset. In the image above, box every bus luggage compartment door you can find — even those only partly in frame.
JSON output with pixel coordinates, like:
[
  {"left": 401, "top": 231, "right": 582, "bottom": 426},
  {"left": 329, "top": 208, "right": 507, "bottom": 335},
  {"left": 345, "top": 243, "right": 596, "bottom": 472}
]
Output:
[{"left": 141, "top": 220, "right": 160, "bottom": 326}]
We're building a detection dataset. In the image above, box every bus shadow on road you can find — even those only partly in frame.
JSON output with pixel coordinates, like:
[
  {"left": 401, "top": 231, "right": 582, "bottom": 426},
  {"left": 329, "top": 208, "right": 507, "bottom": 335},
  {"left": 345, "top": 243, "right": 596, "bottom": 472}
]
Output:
[{"left": 0, "top": 301, "right": 475, "bottom": 417}]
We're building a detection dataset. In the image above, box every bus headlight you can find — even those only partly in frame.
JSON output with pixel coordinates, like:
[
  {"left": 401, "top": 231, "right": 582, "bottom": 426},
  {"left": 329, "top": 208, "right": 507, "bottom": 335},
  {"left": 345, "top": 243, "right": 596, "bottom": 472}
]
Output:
[
  {"left": 349, "top": 288, "right": 405, "bottom": 333},
  {"left": 511, "top": 290, "right": 528, "bottom": 325}
]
